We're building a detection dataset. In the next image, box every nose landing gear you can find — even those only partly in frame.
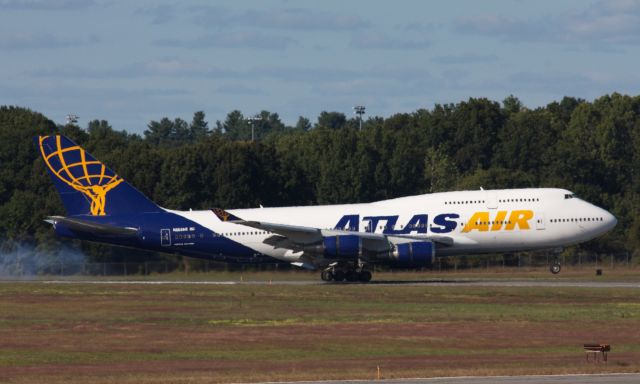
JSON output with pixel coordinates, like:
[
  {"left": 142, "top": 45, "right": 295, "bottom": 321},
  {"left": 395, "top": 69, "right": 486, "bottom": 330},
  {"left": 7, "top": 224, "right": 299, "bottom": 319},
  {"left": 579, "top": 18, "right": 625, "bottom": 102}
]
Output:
[{"left": 550, "top": 258, "right": 561, "bottom": 274}]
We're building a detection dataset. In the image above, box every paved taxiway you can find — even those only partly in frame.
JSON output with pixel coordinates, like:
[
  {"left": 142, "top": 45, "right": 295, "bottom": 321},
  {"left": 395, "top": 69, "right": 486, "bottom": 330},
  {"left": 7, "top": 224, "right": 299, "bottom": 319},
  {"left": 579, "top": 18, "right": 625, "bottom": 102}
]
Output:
[
  {"left": 264, "top": 373, "right": 640, "bottom": 384},
  {"left": 18, "top": 279, "right": 640, "bottom": 288}
]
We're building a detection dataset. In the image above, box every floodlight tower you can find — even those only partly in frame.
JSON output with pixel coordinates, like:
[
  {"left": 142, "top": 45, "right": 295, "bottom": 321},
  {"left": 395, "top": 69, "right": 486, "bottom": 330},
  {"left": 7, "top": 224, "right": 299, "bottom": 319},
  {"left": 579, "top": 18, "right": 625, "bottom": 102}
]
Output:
[
  {"left": 353, "top": 105, "right": 365, "bottom": 131},
  {"left": 66, "top": 114, "right": 79, "bottom": 125},
  {"left": 247, "top": 115, "right": 261, "bottom": 142}
]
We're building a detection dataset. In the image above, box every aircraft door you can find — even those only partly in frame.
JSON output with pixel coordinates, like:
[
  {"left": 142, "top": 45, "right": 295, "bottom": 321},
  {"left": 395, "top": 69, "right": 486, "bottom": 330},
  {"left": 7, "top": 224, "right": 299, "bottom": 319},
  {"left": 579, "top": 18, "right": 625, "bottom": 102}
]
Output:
[
  {"left": 486, "top": 192, "right": 497, "bottom": 209},
  {"left": 536, "top": 214, "right": 546, "bottom": 230},
  {"left": 160, "top": 229, "right": 171, "bottom": 246}
]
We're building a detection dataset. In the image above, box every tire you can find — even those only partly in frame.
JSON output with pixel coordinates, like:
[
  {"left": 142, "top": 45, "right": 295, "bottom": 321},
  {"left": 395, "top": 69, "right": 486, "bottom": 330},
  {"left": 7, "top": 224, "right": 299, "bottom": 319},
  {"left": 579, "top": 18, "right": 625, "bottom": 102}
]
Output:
[
  {"left": 359, "top": 270, "right": 372, "bottom": 282},
  {"left": 321, "top": 270, "right": 333, "bottom": 281},
  {"left": 550, "top": 263, "right": 561, "bottom": 274},
  {"left": 345, "top": 271, "right": 359, "bottom": 282},
  {"left": 333, "top": 270, "right": 345, "bottom": 282}
]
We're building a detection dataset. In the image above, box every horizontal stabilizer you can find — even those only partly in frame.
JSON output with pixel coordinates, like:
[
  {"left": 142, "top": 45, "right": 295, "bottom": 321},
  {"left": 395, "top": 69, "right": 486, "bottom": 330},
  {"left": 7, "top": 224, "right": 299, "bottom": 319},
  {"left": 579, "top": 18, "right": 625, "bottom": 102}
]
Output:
[{"left": 46, "top": 216, "right": 138, "bottom": 239}]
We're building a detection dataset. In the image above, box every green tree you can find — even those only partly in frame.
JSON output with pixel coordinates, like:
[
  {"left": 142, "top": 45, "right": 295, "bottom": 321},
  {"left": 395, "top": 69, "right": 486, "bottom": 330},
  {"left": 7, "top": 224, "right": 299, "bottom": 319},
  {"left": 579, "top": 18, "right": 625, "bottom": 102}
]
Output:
[
  {"left": 316, "top": 111, "right": 347, "bottom": 129},
  {"left": 502, "top": 94, "right": 523, "bottom": 116},
  {"left": 450, "top": 98, "right": 504, "bottom": 173},
  {"left": 294, "top": 116, "right": 311, "bottom": 131},
  {"left": 144, "top": 117, "right": 174, "bottom": 146},
  {"left": 424, "top": 147, "right": 458, "bottom": 193},
  {"left": 215, "top": 110, "right": 250, "bottom": 140},
  {"left": 2, "top": 92, "right": 639, "bottom": 265},
  {"left": 190, "top": 111, "right": 209, "bottom": 141}
]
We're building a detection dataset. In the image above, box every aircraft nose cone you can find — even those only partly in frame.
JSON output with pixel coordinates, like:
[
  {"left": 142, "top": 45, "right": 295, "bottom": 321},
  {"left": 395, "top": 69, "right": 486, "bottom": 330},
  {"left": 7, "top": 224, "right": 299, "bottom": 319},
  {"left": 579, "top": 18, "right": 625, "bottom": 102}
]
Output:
[
  {"left": 605, "top": 211, "right": 617, "bottom": 231},
  {"left": 594, "top": 206, "right": 617, "bottom": 234}
]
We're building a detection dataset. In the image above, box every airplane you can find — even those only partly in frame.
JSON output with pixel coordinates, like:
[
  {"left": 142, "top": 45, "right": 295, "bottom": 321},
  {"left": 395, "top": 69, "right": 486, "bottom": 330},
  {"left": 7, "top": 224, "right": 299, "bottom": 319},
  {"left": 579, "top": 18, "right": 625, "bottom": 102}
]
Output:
[{"left": 38, "top": 135, "right": 617, "bottom": 282}]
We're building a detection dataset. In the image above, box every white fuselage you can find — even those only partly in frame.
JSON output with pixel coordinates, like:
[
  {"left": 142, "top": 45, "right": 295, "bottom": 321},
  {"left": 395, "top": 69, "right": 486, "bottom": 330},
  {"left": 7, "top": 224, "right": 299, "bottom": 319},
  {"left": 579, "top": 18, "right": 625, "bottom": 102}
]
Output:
[{"left": 171, "top": 188, "right": 617, "bottom": 264}]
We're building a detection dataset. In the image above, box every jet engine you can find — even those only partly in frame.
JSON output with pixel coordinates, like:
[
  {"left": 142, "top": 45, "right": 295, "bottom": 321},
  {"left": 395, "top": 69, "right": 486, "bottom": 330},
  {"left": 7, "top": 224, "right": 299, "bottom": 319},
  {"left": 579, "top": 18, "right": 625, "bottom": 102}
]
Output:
[
  {"left": 304, "top": 235, "right": 362, "bottom": 259},
  {"left": 392, "top": 241, "right": 434, "bottom": 266}
]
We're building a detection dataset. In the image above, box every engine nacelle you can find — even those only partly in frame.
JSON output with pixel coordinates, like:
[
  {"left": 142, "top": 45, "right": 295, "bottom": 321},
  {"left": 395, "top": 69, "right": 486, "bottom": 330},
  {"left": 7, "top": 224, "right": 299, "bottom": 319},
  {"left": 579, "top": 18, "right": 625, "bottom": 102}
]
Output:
[
  {"left": 305, "top": 235, "right": 362, "bottom": 259},
  {"left": 392, "top": 241, "right": 434, "bottom": 266},
  {"left": 323, "top": 235, "right": 362, "bottom": 258}
]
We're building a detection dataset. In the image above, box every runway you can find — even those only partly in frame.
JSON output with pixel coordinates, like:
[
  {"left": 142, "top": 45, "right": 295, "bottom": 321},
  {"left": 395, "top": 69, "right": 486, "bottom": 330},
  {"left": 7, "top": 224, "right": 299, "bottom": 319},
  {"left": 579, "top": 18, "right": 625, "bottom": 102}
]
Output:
[
  {"left": 263, "top": 373, "right": 640, "bottom": 384},
  {"left": 14, "top": 279, "right": 640, "bottom": 288}
]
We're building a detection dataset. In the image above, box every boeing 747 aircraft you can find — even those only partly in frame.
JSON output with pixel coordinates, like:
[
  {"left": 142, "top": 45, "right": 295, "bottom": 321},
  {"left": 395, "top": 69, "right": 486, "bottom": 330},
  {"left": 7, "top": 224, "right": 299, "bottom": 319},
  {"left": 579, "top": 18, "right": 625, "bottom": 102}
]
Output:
[{"left": 38, "top": 135, "right": 617, "bottom": 282}]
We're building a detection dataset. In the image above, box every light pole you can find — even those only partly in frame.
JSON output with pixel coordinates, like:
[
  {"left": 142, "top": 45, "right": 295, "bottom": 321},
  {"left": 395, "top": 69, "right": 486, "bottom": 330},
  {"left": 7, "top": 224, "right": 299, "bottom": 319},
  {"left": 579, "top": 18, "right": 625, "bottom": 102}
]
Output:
[
  {"left": 353, "top": 106, "right": 365, "bottom": 131},
  {"left": 66, "top": 114, "right": 79, "bottom": 125},
  {"left": 247, "top": 115, "right": 261, "bottom": 142}
]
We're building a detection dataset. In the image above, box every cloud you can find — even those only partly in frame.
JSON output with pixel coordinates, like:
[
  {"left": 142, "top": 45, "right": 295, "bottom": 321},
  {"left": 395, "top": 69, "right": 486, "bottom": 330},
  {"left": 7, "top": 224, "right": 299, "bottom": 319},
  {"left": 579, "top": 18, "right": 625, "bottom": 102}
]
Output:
[
  {"left": 251, "top": 65, "right": 434, "bottom": 85},
  {"left": 565, "top": 0, "right": 640, "bottom": 44},
  {"left": 501, "top": 71, "right": 640, "bottom": 97},
  {"left": 454, "top": 14, "right": 555, "bottom": 42},
  {"left": 29, "top": 58, "right": 240, "bottom": 79},
  {"left": 0, "top": 32, "right": 99, "bottom": 50},
  {"left": 505, "top": 71, "right": 596, "bottom": 94},
  {"left": 232, "top": 8, "right": 369, "bottom": 30},
  {"left": 349, "top": 32, "right": 431, "bottom": 50},
  {"left": 311, "top": 68, "right": 441, "bottom": 97},
  {"left": 395, "top": 21, "right": 442, "bottom": 32},
  {"left": 441, "top": 68, "right": 470, "bottom": 85},
  {"left": 135, "top": 5, "right": 370, "bottom": 32},
  {"left": 216, "top": 84, "right": 266, "bottom": 95},
  {"left": 28, "top": 60, "right": 439, "bottom": 87},
  {"left": 28, "top": 61, "right": 354, "bottom": 82},
  {"left": 135, "top": 4, "right": 177, "bottom": 25},
  {"left": 431, "top": 53, "right": 498, "bottom": 65},
  {"left": 0, "top": 0, "right": 97, "bottom": 11},
  {"left": 252, "top": 67, "right": 356, "bottom": 82},
  {"left": 440, "top": 70, "right": 629, "bottom": 99},
  {"left": 367, "top": 66, "right": 434, "bottom": 82},
  {"left": 190, "top": 6, "right": 370, "bottom": 31},
  {"left": 454, "top": 0, "right": 640, "bottom": 46},
  {"left": 1, "top": 81, "right": 205, "bottom": 130},
  {"left": 155, "top": 31, "right": 297, "bottom": 50},
  {"left": 5, "top": 82, "right": 191, "bottom": 99}
]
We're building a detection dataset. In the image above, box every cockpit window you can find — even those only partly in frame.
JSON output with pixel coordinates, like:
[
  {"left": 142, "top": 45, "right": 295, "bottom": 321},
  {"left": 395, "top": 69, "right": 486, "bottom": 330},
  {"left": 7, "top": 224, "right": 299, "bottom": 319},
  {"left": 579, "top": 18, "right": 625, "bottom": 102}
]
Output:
[{"left": 564, "top": 193, "right": 577, "bottom": 199}]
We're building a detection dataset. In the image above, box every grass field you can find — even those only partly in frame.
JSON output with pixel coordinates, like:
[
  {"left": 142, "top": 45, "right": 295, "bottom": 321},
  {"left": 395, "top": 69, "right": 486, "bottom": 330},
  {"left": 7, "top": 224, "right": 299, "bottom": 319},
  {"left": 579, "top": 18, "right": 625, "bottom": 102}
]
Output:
[
  {"left": 1, "top": 270, "right": 640, "bottom": 383},
  {"left": 6, "top": 264, "right": 639, "bottom": 282}
]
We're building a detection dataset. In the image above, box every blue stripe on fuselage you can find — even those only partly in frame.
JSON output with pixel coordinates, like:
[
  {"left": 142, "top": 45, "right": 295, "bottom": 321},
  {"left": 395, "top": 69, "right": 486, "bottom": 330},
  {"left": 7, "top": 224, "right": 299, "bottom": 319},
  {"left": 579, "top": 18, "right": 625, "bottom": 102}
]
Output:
[{"left": 54, "top": 211, "right": 272, "bottom": 263}]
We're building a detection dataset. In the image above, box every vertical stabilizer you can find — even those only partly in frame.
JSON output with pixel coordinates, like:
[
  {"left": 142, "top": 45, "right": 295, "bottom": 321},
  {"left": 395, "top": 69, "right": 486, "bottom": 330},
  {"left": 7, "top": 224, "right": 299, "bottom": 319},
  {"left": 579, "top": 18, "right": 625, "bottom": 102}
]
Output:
[{"left": 37, "top": 135, "right": 161, "bottom": 216}]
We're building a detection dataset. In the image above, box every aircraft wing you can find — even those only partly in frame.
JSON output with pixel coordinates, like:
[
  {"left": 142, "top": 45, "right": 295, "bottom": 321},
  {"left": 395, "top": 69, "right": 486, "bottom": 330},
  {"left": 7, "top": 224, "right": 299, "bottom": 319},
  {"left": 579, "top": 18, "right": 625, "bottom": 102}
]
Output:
[
  {"left": 213, "top": 208, "right": 323, "bottom": 244},
  {"left": 211, "top": 208, "right": 453, "bottom": 250}
]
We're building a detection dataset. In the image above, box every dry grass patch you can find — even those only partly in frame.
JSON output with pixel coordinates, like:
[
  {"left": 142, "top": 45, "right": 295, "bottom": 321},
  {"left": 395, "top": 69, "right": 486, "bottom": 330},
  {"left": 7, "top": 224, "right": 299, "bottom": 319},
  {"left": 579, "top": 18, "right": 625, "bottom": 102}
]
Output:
[{"left": 1, "top": 281, "right": 639, "bottom": 383}]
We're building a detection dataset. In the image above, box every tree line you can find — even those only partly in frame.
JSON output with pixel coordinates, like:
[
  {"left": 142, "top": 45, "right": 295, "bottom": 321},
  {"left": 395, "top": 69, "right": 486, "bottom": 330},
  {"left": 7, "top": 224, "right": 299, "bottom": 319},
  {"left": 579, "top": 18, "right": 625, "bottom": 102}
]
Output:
[{"left": 0, "top": 93, "right": 638, "bottom": 268}]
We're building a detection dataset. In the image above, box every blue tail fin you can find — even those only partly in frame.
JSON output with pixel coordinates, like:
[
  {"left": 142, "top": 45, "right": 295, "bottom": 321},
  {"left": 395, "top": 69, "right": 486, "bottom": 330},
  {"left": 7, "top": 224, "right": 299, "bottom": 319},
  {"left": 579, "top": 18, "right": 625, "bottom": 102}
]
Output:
[{"left": 37, "top": 135, "right": 162, "bottom": 216}]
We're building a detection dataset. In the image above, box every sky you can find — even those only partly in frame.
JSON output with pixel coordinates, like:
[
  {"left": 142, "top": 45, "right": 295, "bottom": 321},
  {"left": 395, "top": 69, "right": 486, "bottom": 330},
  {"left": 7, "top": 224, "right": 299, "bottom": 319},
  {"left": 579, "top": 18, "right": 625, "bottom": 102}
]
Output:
[{"left": 1, "top": 0, "right": 640, "bottom": 134}]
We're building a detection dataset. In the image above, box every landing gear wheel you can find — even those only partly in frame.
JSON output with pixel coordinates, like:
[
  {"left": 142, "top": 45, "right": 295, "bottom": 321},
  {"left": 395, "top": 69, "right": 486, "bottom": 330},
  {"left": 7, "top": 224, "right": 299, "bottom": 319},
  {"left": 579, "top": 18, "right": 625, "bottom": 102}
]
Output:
[
  {"left": 333, "top": 270, "right": 345, "bottom": 282},
  {"left": 321, "top": 270, "right": 333, "bottom": 282},
  {"left": 358, "top": 270, "right": 372, "bottom": 282},
  {"left": 550, "top": 262, "right": 561, "bottom": 274},
  {"left": 345, "top": 270, "right": 359, "bottom": 282}
]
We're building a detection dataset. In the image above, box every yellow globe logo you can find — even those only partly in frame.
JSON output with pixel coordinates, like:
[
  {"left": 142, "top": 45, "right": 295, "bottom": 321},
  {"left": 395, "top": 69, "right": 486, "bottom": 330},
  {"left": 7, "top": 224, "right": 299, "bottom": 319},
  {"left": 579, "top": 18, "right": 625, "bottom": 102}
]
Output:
[{"left": 39, "top": 136, "right": 123, "bottom": 216}]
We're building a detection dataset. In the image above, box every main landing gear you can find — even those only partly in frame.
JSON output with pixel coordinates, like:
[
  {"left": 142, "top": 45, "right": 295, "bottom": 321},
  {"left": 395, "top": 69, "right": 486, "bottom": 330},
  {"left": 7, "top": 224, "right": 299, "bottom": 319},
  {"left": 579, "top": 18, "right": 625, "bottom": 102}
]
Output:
[{"left": 321, "top": 266, "right": 372, "bottom": 283}]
